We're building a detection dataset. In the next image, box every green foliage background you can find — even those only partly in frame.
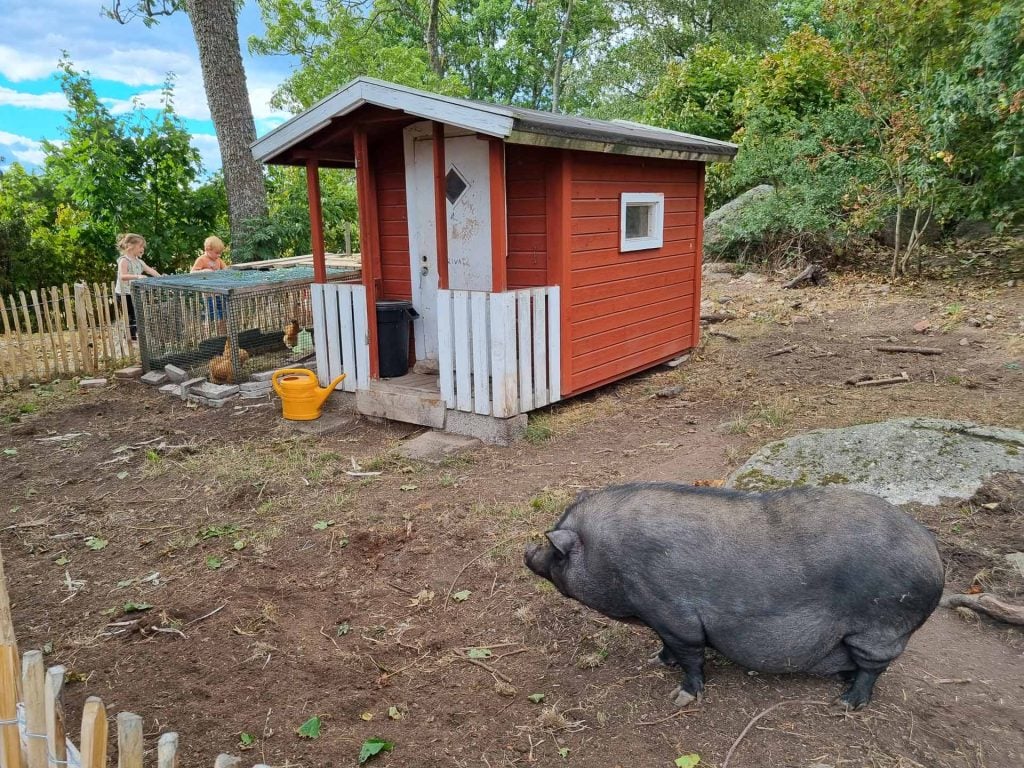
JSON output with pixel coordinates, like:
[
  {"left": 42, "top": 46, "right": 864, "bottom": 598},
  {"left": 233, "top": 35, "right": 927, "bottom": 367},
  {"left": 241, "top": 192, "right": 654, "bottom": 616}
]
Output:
[{"left": 2, "top": 0, "right": 1021, "bottom": 292}]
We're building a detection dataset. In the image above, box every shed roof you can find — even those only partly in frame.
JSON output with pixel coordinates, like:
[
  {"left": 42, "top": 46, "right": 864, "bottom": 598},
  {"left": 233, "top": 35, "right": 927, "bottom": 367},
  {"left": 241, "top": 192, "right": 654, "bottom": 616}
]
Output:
[{"left": 252, "top": 77, "right": 738, "bottom": 165}]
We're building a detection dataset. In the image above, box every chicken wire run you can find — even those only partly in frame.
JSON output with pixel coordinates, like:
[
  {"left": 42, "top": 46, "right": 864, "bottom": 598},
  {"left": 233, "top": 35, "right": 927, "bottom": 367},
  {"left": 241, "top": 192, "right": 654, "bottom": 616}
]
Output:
[{"left": 132, "top": 267, "right": 358, "bottom": 384}]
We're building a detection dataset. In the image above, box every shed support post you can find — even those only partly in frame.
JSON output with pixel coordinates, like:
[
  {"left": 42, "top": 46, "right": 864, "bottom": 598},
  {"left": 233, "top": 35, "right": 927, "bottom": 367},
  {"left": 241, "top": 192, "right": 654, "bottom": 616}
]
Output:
[
  {"left": 432, "top": 122, "right": 449, "bottom": 290},
  {"left": 489, "top": 139, "right": 507, "bottom": 293},
  {"left": 305, "top": 159, "right": 327, "bottom": 284},
  {"left": 354, "top": 127, "right": 380, "bottom": 378}
]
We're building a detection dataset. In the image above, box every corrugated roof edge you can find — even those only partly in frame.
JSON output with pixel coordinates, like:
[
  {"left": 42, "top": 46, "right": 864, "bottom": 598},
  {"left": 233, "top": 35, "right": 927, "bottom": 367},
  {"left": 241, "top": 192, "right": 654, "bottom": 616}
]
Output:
[{"left": 252, "top": 77, "right": 738, "bottom": 164}]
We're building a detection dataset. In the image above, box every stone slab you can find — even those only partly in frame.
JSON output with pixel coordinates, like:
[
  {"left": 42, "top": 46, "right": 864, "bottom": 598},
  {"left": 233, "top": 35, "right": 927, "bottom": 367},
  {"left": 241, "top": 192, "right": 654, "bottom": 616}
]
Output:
[
  {"left": 398, "top": 431, "right": 481, "bottom": 463},
  {"left": 186, "top": 394, "right": 235, "bottom": 409},
  {"left": 158, "top": 384, "right": 179, "bottom": 395},
  {"left": 249, "top": 370, "right": 277, "bottom": 382},
  {"left": 727, "top": 418, "right": 1024, "bottom": 506},
  {"left": 240, "top": 390, "right": 271, "bottom": 400},
  {"left": 280, "top": 411, "right": 355, "bottom": 436},
  {"left": 140, "top": 371, "right": 168, "bottom": 386},
  {"left": 192, "top": 382, "right": 240, "bottom": 400},
  {"left": 79, "top": 378, "right": 107, "bottom": 389},
  {"left": 240, "top": 380, "right": 273, "bottom": 393},
  {"left": 115, "top": 366, "right": 143, "bottom": 379},
  {"left": 176, "top": 377, "right": 206, "bottom": 398},
  {"left": 164, "top": 364, "right": 188, "bottom": 383}
]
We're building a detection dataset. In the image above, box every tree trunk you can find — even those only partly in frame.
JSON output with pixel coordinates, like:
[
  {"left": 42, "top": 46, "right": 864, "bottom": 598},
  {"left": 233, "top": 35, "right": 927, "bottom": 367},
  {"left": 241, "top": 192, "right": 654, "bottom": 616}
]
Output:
[
  {"left": 183, "top": 0, "right": 268, "bottom": 257},
  {"left": 425, "top": 0, "right": 443, "bottom": 76},
  {"left": 550, "top": 0, "right": 574, "bottom": 112}
]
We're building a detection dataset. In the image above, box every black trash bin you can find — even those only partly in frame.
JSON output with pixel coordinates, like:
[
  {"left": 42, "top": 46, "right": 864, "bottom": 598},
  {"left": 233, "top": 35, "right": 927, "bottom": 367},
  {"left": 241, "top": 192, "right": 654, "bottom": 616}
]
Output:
[{"left": 376, "top": 300, "right": 418, "bottom": 378}]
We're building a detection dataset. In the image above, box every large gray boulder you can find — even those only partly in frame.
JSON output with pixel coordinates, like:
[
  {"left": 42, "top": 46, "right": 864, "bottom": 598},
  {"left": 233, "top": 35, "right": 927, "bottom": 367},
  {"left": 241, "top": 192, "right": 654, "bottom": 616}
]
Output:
[
  {"left": 726, "top": 418, "right": 1024, "bottom": 506},
  {"left": 704, "top": 184, "right": 774, "bottom": 250}
]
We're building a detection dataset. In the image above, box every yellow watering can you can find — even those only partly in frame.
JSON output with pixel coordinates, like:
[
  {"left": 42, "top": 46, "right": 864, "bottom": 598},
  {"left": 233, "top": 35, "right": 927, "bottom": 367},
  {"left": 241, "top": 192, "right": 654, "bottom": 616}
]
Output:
[{"left": 271, "top": 368, "right": 346, "bottom": 421}]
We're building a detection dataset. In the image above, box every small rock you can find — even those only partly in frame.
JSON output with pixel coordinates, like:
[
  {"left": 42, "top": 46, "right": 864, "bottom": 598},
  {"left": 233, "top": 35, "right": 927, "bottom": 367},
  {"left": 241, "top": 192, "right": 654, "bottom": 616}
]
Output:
[
  {"left": 959, "top": 338, "right": 970, "bottom": 346},
  {"left": 984, "top": 313, "right": 995, "bottom": 322},
  {"left": 655, "top": 385, "right": 686, "bottom": 398},
  {"left": 140, "top": 371, "right": 169, "bottom": 386},
  {"left": 791, "top": 315, "right": 809, "bottom": 324},
  {"left": 164, "top": 364, "right": 188, "bottom": 383},
  {"left": 967, "top": 317, "right": 982, "bottom": 327},
  {"left": 1007, "top": 279, "right": 1016, "bottom": 288},
  {"left": 665, "top": 353, "right": 691, "bottom": 368},
  {"left": 114, "top": 365, "right": 143, "bottom": 379},
  {"left": 912, "top": 319, "right": 931, "bottom": 333},
  {"left": 79, "top": 378, "right": 107, "bottom": 389}
]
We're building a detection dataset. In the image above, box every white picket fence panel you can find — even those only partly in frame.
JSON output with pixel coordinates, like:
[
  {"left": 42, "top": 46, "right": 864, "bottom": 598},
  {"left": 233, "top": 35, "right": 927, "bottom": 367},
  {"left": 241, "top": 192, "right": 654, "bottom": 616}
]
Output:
[
  {"left": 310, "top": 283, "right": 370, "bottom": 392},
  {"left": 437, "top": 287, "right": 561, "bottom": 417}
]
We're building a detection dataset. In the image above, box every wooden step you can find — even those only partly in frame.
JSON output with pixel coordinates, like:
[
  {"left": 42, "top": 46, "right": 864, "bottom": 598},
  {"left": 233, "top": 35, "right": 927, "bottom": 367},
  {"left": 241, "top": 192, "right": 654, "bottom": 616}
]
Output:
[{"left": 356, "top": 374, "right": 445, "bottom": 428}]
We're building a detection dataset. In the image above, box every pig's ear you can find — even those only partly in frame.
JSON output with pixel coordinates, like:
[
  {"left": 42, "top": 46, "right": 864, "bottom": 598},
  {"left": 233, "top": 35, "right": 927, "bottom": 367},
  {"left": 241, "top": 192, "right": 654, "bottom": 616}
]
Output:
[{"left": 547, "top": 529, "right": 580, "bottom": 556}]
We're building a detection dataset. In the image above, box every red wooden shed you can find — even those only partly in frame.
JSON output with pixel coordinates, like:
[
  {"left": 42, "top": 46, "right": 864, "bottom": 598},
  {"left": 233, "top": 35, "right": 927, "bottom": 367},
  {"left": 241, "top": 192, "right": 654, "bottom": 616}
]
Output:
[{"left": 252, "top": 78, "right": 737, "bottom": 442}]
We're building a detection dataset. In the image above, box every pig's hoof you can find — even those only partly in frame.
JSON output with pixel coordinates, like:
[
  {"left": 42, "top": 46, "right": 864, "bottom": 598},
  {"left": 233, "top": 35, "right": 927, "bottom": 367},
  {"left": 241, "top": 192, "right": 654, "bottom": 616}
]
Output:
[
  {"left": 836, "top": 691, "right": 869, "bottom": 711},
  {"left": 670, "top": 686, "right": 702, "bottom": 707},
  {"left": 648, "top": 649, "right": 678, "bottom": 667}
]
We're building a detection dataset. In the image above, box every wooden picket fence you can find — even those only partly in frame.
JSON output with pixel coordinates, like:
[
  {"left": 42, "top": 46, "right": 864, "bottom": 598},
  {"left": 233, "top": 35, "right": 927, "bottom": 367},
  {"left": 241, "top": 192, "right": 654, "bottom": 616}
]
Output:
[
  {"left": 0, "top": 547, "right": 265, "bottom": 767},
  {"left": 0, "top": 283, "right": 137, "bottom": 389}
]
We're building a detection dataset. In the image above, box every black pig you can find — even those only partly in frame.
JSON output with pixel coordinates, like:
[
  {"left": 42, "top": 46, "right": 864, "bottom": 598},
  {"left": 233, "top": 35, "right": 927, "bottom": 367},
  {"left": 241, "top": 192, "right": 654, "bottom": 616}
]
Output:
[{"left": 524, "top": 483, "right": 943, "bottom": 709}]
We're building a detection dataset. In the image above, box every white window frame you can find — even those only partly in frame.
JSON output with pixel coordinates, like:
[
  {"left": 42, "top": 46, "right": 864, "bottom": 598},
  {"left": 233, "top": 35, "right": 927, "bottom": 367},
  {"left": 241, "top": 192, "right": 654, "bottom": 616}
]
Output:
[{"left": 619, "top": 192, "right": 665, "bottom": 252}]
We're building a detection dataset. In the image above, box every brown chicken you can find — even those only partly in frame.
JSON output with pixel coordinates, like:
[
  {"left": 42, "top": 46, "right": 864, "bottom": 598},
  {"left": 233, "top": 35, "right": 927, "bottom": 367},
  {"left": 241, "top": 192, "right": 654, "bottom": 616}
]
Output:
[
  {"left": 283, "top": 319, "right": 300, "bottom": 350},
  {"left": 209, "top": 340, "right": 250, "bottom": 384}
]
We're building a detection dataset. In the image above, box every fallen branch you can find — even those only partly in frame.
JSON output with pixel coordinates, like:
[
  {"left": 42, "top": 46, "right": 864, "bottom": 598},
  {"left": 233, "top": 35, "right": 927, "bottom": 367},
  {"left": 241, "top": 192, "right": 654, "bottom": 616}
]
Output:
[
  {"left": 782, "top": 264, "right": 826, "bottom": 289},
  {"left": 707, "top": 329, "right": 740, "bottom": 341},
  {"left": 852, "top": 372, "right": 910, "bottom": 387},
  {"left": 940, "top": 593, "right": 1024, "bottom": 625},
  {"left": 875, "top": 345, "right": 943, "bottom": 355},
  {"left": 185, "top": 603, "right": 227, "bottom": 626},
  {"left": 767, "top": 344, "right": 798, "bottom": 358},
  {"left": 700, "top": 313, "right": 734, "bottom": 324},
  {"left": 453, "top": 652, "right": 512, "bottom": 684},
  {"left": 722, "top": 700, "right": 827, "bottom": 768}
]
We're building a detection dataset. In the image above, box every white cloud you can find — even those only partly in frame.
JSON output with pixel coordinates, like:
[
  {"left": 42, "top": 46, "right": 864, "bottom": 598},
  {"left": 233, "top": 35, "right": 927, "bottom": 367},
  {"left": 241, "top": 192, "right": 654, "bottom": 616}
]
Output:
[
  {"left": 0, "top": 131, "right": 46, "bottom": 166},
  {"left": 0, "top": 45, "right": 56, "bottom": 81},
  {"left": 0, "top": 85, "right": 67, "bottom": 110}
]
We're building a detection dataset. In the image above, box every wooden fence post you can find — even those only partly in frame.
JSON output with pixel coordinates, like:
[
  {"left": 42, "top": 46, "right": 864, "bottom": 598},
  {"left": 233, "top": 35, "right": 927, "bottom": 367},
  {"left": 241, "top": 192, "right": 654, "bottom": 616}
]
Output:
[
  {"left": 79, "top": 698, "right": 108, "bottom": 768},
  {"left": 0, "top": 542, "right": 23, "bottom": 768},
  {"left": 157, "top": 732, "right": 178, "bottom": 768},
  {"left": 73, "top": 283, "right": 93, "bottom": 375},
  {"left": 44, "top": 666, "right": 66, "bottom": 768},
  {"left": 117, "top": 712, "right": 143, "bottom": 768},
  {"left": 20, "top": 652, "right": 46, "bottom": 768}
]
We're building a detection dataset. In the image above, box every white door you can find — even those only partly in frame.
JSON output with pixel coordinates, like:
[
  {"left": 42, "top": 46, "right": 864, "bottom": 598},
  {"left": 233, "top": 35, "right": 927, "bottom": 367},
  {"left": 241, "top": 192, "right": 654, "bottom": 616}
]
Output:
[{"left": 404, "top": 123, "right": 492, "bottom": 361}]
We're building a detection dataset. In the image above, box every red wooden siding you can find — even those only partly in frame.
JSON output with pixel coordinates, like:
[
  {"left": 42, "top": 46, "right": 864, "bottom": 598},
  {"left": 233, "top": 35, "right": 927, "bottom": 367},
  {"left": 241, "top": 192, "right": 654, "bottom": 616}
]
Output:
[
  {"left": 505, "top": 145, "right": 551, "bottom": 289},
  {"left": 566, "top": 153, "right": 704, "bottom": 394},
  {"left": 370, "top": 131, "right": 412, "bottom": 300}
]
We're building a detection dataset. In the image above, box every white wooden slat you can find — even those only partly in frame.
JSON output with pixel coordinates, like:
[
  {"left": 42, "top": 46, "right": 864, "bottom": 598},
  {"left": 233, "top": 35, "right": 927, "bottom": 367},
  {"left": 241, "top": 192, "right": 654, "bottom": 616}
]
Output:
[
  {"left": 453, "top": 291, "right": 473, "bottom": 412},
  {"left": 532, "top": 287, "right": 549, "bottom": 407},
  {"left": 517, "top": 290, "right": 534, "bottom": 413},
  {"left": 470, "top": 292, "right": 491, "bottom": 415},
  {"left": 547, "top": 286, "right": 561, "bottom": 402},
  {"left": 437, "top": 290, "right": 455, "bottom": 407},
  {"left": 310, "top": 284, "right": 329, "bottom": 387},
  {"left": 352, "top": 285, "right": 371, "bottom": 390},
  {"left": 489, "top": 292, "right": 518, "bottom": 417},
  {"left": 324, "top": 284, "right": 343, "bottom": 386},
  {"left": 338, "top": 286, "right": 357, "bottom": 392}
]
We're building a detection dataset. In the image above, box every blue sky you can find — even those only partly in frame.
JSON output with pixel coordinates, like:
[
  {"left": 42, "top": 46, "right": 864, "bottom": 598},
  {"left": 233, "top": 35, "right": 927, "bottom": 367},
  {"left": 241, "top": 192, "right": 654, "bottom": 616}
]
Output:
[{"left": 0, "top": 0, "right": 295, "bottom": 174}]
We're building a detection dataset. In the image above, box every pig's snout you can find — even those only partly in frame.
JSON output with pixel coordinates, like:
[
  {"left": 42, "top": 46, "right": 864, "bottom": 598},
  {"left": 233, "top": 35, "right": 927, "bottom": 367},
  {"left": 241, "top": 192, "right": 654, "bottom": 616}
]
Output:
[{"left": 524, "top": 538, "right": 553, "bottom": 578}]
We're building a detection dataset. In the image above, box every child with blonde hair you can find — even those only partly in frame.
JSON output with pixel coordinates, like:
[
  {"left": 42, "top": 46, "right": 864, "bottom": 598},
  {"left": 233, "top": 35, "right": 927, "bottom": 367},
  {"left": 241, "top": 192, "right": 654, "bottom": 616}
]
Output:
[
  {"left": 191, "top": 235, "right": 228, "bottom": 333},
  {"left": 114, "top": 233, "right": 160, "bottom": 340},
  {"left": 191, "top": 235, "right": 228, "bottom": 273}
]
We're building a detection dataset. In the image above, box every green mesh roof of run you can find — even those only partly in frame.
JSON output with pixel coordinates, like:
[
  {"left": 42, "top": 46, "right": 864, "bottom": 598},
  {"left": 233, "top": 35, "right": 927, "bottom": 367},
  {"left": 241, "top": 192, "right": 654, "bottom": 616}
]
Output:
[{"left": 136, "top": 266, "right": 358, "bottom": 295}]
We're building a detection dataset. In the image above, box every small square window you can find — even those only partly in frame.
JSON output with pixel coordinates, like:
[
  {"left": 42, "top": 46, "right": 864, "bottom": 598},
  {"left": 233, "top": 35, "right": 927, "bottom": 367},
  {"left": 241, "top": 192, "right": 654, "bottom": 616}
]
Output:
[
  {"left": 620, "top": 192, "right": 664, "bottom": 252},
  {"left": 446, "top": 166, "right": 469, "bottom": 204}
]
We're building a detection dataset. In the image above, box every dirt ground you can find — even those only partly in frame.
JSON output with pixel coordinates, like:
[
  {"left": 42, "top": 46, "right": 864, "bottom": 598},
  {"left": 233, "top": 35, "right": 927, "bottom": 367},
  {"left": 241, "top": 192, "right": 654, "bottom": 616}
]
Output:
[{"left": 1, "top": 267, "right": 1022, "bottom": 768}]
